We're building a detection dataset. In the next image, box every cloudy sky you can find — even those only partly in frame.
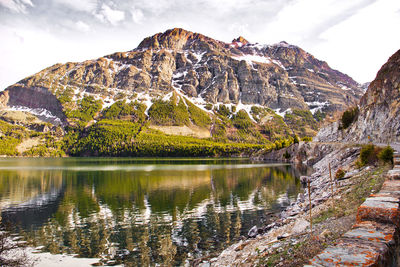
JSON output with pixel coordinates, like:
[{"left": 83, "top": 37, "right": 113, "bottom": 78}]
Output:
[{"left": 1, "top": 0, "right": 400, "bottom": 89}]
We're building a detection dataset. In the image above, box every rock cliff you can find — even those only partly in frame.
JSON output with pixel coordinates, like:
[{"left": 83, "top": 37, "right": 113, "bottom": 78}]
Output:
[{"left": 316, "top": 49, "right": 400, "bottom": 143}]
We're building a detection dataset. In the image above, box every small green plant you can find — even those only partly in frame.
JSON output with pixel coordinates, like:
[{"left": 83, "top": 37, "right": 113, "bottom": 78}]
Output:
[
  {"left": 301, "top": 136, "right": 312, "bottom": 142},
  {"left": 378, "top": 146, "right": 394, "bottom": 164},
  {"left": 340, "top": 106, "right": 359, "bottom": 129},
  {"left": 335, "top": 168, "right": 346, "bottom": 180},
  {"left": 204, "top": 104, "right": 213, "bottom": 110},
  {"left": 358, "top": 144, "right": 381, "bottom": 167}
]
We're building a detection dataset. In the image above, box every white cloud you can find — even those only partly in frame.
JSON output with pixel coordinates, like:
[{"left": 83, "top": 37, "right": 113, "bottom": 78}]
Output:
[
  {"left": 131, "top": 7, "right": 144, "bottom": 24},
  {"left": 95, "top": 4, "right": 125, "bottom": 25},
  {"left": 75, "top": 21, "right": 91, "bottom": 32},
  {"left": 0, "top": 0, "right": 399, "bottom": 89},
  {"left": 262, "top": 0, "right": 374, "bottom": 44},
  {"left": 316, "top": 0, "right": 400, "bottom": 82},
  {"left": 0, "top": 0, "right": 33, "bottom": 13},
  {"left": 53, "top": 0, "right": 97, "bottom": 12}
]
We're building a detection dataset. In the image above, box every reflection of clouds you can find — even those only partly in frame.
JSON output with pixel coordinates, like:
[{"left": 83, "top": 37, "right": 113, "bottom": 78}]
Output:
[
  {"left": 0, "top": 170, "right": 63, "bottom": 209},
  {"left": 0, "top": 163, "right": 287, "bottom": 171}
]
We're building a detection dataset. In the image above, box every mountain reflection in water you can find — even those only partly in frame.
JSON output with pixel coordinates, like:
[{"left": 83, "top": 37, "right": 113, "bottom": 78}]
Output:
[{"left": 0, "top": 158, "right": 301, "bottom": 266}]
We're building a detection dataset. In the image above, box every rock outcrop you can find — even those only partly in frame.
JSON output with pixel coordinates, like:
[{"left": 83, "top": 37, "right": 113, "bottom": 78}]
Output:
[
  {"left": 316, "top": 49, "right": 400, "bottom": 143},
  {"left": 0, "top": 28, "right": 363, "bottom": 130}
]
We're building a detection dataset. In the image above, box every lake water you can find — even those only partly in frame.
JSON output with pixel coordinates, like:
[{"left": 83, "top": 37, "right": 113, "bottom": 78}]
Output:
[{"left": 0, "top": 158, "right": 302, "bottom": 266}]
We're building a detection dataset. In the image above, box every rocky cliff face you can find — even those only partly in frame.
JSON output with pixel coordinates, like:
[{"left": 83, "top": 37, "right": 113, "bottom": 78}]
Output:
[
  {"left": 0, "top": 28, "right": 363, "bottom": 132},
  {"left": 315, "top": 49, "right": 400, "bottom": 143}
]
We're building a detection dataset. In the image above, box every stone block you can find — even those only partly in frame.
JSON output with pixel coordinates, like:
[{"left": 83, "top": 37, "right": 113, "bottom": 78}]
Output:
[
  {"left": 371, "top": 191, "right": 400, "bottom": 200},
  {"left": 356, "top": 197, "right": 400, "bottom": 227},
  {"left": 308, "top": 237, "right": 394, "bottom": 266},
  {"left": 345, "top": 221, "right": 398, "bottom": 246},
  {"left": 387, "top": 169, "right": 400, "bottom": 180},
  {"left": 381, "top": 180, "right": 400, "bottom": 192}
]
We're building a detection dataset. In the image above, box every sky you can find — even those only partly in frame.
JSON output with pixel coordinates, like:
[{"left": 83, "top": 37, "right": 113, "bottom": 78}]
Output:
[{"left": 1, "top": 0, "right": 400, "bottom": 89}]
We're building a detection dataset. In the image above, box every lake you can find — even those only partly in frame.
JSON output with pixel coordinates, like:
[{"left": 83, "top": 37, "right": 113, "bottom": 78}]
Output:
[{"left": 0, "top": 158, "right": 302, "bottom": 266}]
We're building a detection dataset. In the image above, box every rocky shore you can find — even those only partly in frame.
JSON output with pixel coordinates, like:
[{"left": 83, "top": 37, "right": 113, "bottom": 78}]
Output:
[{"left": 207, "top": 142, "right": 389, "bottom": 266}]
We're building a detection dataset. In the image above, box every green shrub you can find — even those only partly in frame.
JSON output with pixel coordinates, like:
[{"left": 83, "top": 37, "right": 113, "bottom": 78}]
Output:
[
  {"left": 359, "top": 144, "right": 381, "bottom": 167},
  {"left": 378, "top": 146, "right": 394, "bottom": 164},
  {"left": 301, "top": 136, "right": 313, "bottom": 142},
  {"left": 341, "top": 107, "right": 359, "bottom": 129},
  {"left": 335, "top": 169, "right": 346, "bottom": 179},
  {"left": 216, "top": 105, "right": 231, "bottom": 117},
  {"left": 205, "top": 104, "right": 213, "bottom": 110}
]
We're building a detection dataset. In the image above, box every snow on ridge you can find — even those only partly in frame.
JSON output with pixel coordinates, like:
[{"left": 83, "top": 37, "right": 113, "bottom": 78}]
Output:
[
  {"left": 235, "top": 100, "right": 262, "bottom": 122},
  {"left": 7, "top": 106, "right": 62, "bottom": 124},
  {"left": 232, "top": 54, "right": 271, "bottom": 64},
  {"left": 134, "top": 92, "right": 153, "bottom": 116},
  {"left": 192, "top": 51, "right": 206, "bottom": 63},
  {"left": 336, "top": 82, "right": 351, "bottom": 91},
  {"left": 173, "top": 71, "right": 188, "bottom": 80},
  {"left": 273, "top": 108, "right": 291, "bottom": 117},
  {"left": 289, "top": 76, "right": 298, "bottom": 85},
  {"left": 305, "top": 100, "right": 329, "bottom": 114},
  {"left": 245, "top": 43, "right": 268, "bottom": 51},
  {"left": 271, "top": 59, "right": 286, "bottom": 70}
]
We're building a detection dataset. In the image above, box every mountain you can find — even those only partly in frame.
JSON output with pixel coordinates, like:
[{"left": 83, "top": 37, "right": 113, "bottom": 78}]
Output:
[
  {"left": 316, "top": 48, "right": 400, "bottom": 143},
  {"left": 0, "top": 28, "right": 365, "bottom": 156}
]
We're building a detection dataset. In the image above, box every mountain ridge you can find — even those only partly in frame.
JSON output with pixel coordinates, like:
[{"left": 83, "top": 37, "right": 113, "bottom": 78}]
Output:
[{"left": 0, "top": 28, "right": 367, "bottom": 157}]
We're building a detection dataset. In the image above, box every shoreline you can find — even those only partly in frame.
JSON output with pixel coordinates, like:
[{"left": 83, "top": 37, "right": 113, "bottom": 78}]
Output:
[{"left": 210, "top": 142, "right": 390, "bottom": 266}]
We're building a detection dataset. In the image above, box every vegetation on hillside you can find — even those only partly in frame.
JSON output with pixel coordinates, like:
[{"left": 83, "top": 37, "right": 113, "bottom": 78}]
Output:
[
  {"left": 102, "top": 100, "right": 147, "bottom": 122},
  {"left": 65, "top": 95, "right": 103, "bottom": 125},
  {"left": 0, "top": 120, "right": 34, "bottom": 156},
  {"left": 0, "top": 91, "right": 325, "bottom": 157},
  {"left": 340, "top": 106, "right": 359, "bottom": 129},
  {"left": 65, "top": 120, "right": 270, "bottom": 157},
  {"left": 284, "top": 109, "right": 318, "bottom": 137}
]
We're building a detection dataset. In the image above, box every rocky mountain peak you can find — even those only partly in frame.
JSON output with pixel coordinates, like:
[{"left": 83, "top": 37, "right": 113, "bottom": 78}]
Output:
[
  {"left": 137, "top": 28, "right": 222, "bottom": 51},
  {"left": 232, "top": 36, "right": 249, "bottom": 45},
  {"left": 0, "top": 28, "right": 366, "bottom": 139}
]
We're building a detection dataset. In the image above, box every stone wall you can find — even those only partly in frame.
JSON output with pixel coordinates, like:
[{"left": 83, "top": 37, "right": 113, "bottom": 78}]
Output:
[{"left": 307, "top": 152, "right": 400, "bottom": 266}]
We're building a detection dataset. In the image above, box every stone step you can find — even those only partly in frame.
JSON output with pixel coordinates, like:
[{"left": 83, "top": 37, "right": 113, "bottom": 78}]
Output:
[
  {"left": 308, "top": 236, "right": 395, "bottom": 266},
  {"left": 387, "top": 169, "right": 400, "bottom": 180},
  {"left": 356, "top": 196, "right": 400, "bottom": 227},
  {"left": 381, "top": 179, "right": 400, "bottom": 191},
  {"left": 343, "top": 221, "right": 398, "bottom": 244}
]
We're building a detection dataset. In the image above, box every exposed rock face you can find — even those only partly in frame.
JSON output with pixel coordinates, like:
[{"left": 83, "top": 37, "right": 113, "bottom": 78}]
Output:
[
  {"left": 316, "top": 49, "right": 400, "bottom": 143},
  {"left": 0, "top": 28, "right": 363, "bottom": 127}
]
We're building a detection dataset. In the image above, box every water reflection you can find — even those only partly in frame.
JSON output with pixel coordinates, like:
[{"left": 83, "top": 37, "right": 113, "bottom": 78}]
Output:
[{"left": 0, "top": 158, "right": 301, "bottom": 265}]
